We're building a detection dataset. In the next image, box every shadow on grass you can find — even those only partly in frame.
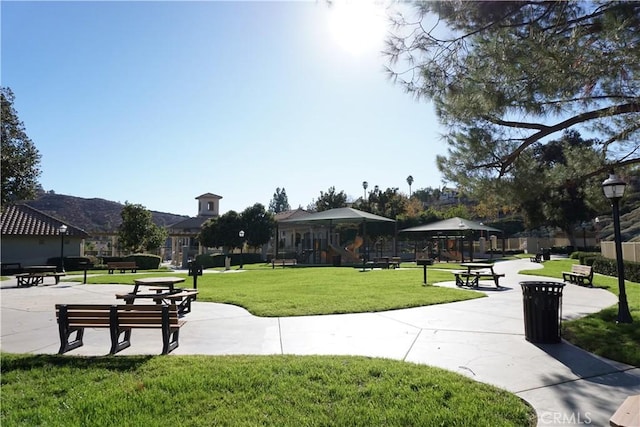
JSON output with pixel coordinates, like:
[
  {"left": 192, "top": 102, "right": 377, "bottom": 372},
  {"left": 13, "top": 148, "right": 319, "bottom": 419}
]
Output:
[{"left": 1, "top": 353, "right": 154, "bottom": 373}]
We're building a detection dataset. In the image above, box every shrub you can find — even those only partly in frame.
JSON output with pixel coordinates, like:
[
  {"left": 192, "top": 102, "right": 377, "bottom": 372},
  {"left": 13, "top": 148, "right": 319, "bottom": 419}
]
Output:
[
  {"left": 195, "top": 253, "right": 263, "bottom": 268},
  {"left": 592, "top": 257, "right": 640, "bottom": 283},
  {"left": 124, "top": 254, "right": 161, "bottom": 270},
  {"left": 47, "top": 256, "right": 94, "bottom": 270},
  {"left": 101, "top": 256, "right": 123, "bottom": 264}
]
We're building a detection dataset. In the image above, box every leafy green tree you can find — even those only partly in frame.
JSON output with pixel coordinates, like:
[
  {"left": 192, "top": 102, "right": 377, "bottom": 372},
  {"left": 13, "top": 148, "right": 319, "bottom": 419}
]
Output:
[
  {"left": 198, "top": 210, "right": 243, "bottom": 253},
  {"left": 117, "top": 203, "right": 167, "bottom": 253},
  {"left": 387, "top": 1, "right": 640, "bottom": 182},
  {"left": 197, "top": 217, "right": 221, "bottom": 250},
  {"left": 268, "top": 187, "right": 290, "bottom": 213},
  {"left": 509, "top": 131, "right": 603, "bottom": 244},
  {"left": 240, "top": 203, "right": 275, "bottom": 249},
  {"left": 314, "top": 186, "right": 347, "bottom": 212},
  {"left": 1, "top": 87, "right": 41, "bottom": 208},
  {"left": 412, "top": 187, "right": 441, "bottom": 205},
  {"left": 367, "top": 187, "right": 406, "bottom": 219},
  {"left": 442, "top": 204, "right": 472, "bottom": 220}
]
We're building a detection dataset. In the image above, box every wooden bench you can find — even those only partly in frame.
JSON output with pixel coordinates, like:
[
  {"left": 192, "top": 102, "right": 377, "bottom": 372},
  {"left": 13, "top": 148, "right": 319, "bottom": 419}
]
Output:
[
  {"left": 390, "top": 257, "right": 401, "bottom": 269},
  {"left": 16, "top": 272, "right": 65, "bottom": 287},
  {"left": 56, "top": 303, "right": 184, "bottom": 355},
  {"left": 562, "top": 264, "right": 593, "bottom": 287},
  {"left": 107, "top": 262, "right": 138, "bottom": 274},
  {"left": 271, "top": 259, "right": 297, "bottom": 269},
  {"left": 610, "top": 394, "right": 639, "bottom": 427}
]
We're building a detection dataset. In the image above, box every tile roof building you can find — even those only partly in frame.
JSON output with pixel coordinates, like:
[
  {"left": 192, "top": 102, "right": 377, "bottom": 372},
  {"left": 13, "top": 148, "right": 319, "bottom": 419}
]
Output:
[{"left": 1, "top": 204, "right": 89, "bottom": 268}]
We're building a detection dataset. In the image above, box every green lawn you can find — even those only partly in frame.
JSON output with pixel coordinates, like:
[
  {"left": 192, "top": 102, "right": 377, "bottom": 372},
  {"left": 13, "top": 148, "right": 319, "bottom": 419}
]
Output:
[
  {"left": 1, "top": 353, "right": 536, "bottom": 426},
  {"left": 73, "top": 265, "right": 484, "bottom": 317},
  {"left": 521, "top": 259, "right": 640, "bottom": 367}
]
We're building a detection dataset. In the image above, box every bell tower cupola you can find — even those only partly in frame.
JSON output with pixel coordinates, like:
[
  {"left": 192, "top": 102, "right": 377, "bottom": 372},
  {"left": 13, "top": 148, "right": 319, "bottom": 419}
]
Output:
[{"left": 196, "top": 193, "right": 222, "bottom": 218}]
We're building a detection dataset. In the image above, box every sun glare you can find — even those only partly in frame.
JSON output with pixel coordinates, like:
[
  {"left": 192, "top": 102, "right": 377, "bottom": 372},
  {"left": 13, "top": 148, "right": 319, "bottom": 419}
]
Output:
[{"left": 327, "top": 1, "right": 388, "bottom": 55}]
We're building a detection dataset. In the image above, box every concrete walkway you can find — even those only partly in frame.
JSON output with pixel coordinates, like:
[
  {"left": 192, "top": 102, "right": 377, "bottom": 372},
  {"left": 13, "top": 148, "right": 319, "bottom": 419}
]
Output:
[{"left": 1, "top": 258, "right": 638, "bottom": 426}]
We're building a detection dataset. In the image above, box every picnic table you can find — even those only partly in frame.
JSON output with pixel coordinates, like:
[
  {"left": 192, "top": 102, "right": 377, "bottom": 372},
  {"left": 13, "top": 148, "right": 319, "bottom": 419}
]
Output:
[
  {"left": 115, "top": 276, "right": 197, "bottom": 315},
  {"left": 132, "top": 276, "right": 186, "bottom": 294},
  {"left": 454, "top": 263, "right": 505, "bottom": 288},
  {"left": 16, "top": 265, "right": 65, "bottom": 287}
]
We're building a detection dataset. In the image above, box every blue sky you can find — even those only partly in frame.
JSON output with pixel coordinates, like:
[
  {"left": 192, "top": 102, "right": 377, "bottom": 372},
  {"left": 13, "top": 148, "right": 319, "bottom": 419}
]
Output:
[{"left": 2, "top": 0, "right": 446, "bottom": 216}]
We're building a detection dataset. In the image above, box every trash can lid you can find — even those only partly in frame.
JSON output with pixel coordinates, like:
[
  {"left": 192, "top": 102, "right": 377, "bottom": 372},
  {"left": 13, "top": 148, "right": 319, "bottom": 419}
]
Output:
[
  {"left": 520, "top": 281, "right": 565, "bottom": 287},
  {"left": 520, "top": 281, "right": 565, "bottom": 294}
]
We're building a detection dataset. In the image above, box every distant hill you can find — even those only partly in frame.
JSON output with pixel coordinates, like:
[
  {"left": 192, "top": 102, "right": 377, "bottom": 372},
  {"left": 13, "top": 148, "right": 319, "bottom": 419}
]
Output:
[{"left": 24, "top": 192, "right": 189, "bottom": 234}]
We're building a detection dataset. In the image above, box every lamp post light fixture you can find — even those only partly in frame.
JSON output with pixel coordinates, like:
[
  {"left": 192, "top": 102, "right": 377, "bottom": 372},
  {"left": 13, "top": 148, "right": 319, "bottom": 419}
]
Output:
[
  {"left": 58, "top": 224, "right": 68, "bottom": 273},
  {"left": 602, "top": 173, "right": 633, "bottom": 324},
  {"left": 238, "top": 230, "right": 245, "bottom": 269}
]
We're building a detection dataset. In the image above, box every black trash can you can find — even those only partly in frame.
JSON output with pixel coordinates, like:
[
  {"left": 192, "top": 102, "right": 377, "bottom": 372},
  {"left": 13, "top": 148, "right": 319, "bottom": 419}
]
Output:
[
  {"left": 542, "top": 248, "right": 551, "bottom": 261},
  {"left": 332, "top": 255, "right": 341, "bottom": 267},
  {"left": 520, "top": 281, "right": 565, "bottom": 343}
]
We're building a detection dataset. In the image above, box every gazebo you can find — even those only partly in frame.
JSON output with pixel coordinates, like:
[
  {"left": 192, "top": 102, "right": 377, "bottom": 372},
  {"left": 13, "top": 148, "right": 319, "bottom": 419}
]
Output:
[
  {"left": 279, "top": 207, "right": 396, "bottom": 265},
  {"left": 400, "top": 217, "right": 502, "bottom": 262}
]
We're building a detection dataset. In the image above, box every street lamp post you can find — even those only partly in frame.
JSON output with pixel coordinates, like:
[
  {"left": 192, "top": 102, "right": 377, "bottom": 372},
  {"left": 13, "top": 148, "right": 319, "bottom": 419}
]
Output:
[
  {"left": 581, "top": 221, "right": 588, "bottom": 250},
  {"left": 602, "top": 173, "right": 633, "bottom": 324},
  {"left": 238, "top": 230, "right": 245, "bottom": 269},
  {"left": 58, "top": 224, "right": 68, "bottom": 273}
]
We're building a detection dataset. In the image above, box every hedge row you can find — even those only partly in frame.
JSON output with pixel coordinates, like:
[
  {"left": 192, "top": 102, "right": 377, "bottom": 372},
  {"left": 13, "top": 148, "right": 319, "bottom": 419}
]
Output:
[
  {"left": 194, "top": 253, "right": 263, "bottom": 268},
  {"left": 47, "top": 256, "right": 94, "bottom": 270},
  {"left": 100, "top": 254, "right": 161, "bottom": 270}
]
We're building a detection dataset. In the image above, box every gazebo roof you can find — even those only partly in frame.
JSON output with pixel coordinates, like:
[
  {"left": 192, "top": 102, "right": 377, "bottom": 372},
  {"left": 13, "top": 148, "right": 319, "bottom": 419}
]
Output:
[
  {"left": 280, "top": 207, "right": 395, "bottom": 225},
  {"left": 400, "top": 217, "right": 502, "bottom": 234}
]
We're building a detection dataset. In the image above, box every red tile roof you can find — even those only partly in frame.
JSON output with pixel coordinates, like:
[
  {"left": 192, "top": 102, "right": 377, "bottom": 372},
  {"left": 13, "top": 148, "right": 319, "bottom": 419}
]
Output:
[{"left": 1, "top": 204, "right": 89, "bottom": 237}]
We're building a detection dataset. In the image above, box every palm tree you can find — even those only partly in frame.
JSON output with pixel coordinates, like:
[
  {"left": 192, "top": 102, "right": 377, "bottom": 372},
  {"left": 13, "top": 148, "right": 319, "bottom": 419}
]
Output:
[
  {"left": 362, "top": 181, "right": 368, "bottom": 201},
  {"left": 406, "top": 175, "right": 414, "bottom": 197}
]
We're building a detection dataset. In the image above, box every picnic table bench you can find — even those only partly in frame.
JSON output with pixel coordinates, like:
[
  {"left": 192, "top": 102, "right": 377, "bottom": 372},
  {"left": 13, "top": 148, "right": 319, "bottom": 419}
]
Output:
[
  {"left": 454, "top": 263, "right": 505, "bottom": 288},
  {"left": 1, "top": 262, "right": 22, "bottom": 275},
  {"left": 114, "top": 277, "right": 196, "bottom": 315},
  {"left": 107, "top": 262, "right": 138, "bottom": 274},
  {"left": 16, "top": 265, "right": 65, "bottom": 287},
  {"left": 272, "top": 258, "right": 297, "bottom": 268},
  {"left": 373, "top": 257, "right": 391, "bottom": 269},
  {"left": 562, "top": 264, "right": 594, "bottom": 287},
  {"left": 56, "top": 303, "right": 184, "bottom": 355},
  {"left": 116, "top": 287, "right": 199, "bottom": 315}
]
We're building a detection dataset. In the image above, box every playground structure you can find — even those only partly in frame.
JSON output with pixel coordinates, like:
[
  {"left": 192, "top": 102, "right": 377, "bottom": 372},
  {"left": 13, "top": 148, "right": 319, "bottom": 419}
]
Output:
[{"left": 326, "top": 235, "right": 363, "bottom": 264}]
